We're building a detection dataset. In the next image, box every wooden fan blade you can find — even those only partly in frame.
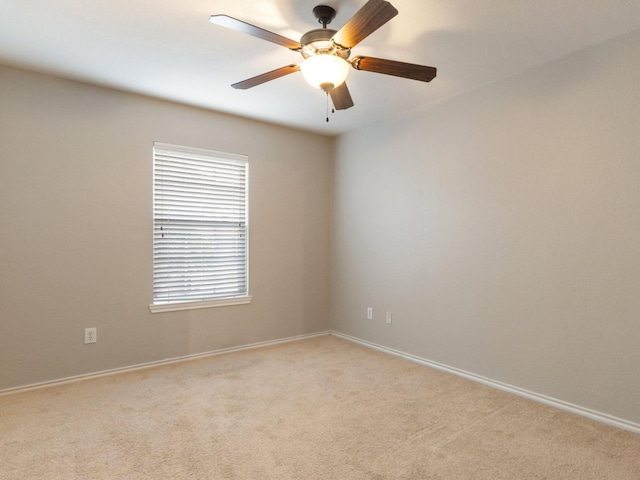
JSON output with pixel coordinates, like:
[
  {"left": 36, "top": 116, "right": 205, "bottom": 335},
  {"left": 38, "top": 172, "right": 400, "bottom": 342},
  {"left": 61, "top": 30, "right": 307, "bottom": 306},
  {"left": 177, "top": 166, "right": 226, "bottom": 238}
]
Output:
[
  {"left": 352, "top": 56, "right": 437, "bottom": 82},
  {"left": 209, "top": 15, "right": 302, "bottom": 51},
  {"left": 330, "top": 83, "right": 355, "bottom": 110},
  {"left": 331, "top": 0, "right": 398, "bottom": 49},
  {"left": 232, "top": 65, "right": 300, "bottom": 89}
]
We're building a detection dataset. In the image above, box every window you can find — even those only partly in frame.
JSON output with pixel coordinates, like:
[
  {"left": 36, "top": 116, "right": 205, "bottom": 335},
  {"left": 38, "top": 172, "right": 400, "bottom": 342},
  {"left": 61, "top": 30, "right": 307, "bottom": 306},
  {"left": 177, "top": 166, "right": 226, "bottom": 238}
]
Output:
[{"left": 150, "top": 143, "right": 250, "bottom": 313}]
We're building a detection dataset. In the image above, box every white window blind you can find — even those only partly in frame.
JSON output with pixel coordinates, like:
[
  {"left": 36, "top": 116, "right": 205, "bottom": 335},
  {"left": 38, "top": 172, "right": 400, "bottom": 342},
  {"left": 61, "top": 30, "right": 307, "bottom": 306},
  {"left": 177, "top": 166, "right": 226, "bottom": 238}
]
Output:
[{"left": 152, "top": 143, "right": 249, "bottom": 308}]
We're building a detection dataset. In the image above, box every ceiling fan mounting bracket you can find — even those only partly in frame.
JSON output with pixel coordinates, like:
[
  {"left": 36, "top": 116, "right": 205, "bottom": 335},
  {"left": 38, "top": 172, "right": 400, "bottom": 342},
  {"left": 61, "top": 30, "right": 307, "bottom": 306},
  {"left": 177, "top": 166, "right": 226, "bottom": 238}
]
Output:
[{"left": 313, "top": 5, "right": 337, "bottom": 28}]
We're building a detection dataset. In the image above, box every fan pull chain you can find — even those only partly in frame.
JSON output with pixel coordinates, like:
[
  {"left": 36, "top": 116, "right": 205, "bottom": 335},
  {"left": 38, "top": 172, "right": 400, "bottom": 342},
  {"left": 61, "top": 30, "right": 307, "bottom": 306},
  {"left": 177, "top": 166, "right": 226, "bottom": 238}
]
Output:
[
  {"left": 325, "top": 92, "right": 336, "bottom": 122},
  {"left": 326, "top": 92, "right": 330, "bottom": 122}
]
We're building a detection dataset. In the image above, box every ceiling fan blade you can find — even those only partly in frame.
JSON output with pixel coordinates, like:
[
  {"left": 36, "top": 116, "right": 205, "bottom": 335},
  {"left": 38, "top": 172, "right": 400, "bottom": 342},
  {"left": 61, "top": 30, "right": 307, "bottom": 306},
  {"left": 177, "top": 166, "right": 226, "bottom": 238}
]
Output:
[
  {"left": 330, "top": 83, "right": 355, "bottom": 110},
  {"left": 331, "top": 0, "right": 398, "bottom": 49},
  {"left": 209, "top": 15, "right": 302, "bottom": 51},
  {"left": 232, "top": 65, "right": 301, "bottom": 90},
  {"left": 352, "top": 56, "right": 437, "bottom": 82}
]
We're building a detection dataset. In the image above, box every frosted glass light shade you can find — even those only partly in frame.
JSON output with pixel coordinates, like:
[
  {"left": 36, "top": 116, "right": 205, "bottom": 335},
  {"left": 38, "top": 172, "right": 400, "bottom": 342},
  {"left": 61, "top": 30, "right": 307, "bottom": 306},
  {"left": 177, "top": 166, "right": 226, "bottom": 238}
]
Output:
[{"left": 300, "top": 55, "right": 350, "bottom": 92}]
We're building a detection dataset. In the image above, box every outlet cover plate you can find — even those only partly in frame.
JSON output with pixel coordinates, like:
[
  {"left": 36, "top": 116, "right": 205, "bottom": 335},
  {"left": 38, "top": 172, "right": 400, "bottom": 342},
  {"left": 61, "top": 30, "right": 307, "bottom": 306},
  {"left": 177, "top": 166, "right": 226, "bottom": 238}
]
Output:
[{"left": 84, "top": 327, "right": 97, "bottom": 344}]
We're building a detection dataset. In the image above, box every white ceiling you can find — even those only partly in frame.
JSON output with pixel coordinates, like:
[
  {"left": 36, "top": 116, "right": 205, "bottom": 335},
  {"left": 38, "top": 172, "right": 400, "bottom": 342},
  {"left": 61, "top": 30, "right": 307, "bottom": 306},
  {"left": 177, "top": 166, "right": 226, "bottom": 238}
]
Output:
[{"left": 2, "top": 0, "right": 640, "bottom": 136}]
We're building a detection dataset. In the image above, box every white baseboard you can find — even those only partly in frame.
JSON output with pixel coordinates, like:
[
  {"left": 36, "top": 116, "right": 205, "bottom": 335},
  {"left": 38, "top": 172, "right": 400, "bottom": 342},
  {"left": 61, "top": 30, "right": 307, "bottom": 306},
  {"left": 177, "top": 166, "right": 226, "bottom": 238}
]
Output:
[
  {"left": 331, "top": 330, "right": 640, "bottom": 435},
  {"left": 0, "top": 331, "right": 331, "bottom": 397},
  {"left": 5, "top": 329, "right": 638, "bottom": 435}
]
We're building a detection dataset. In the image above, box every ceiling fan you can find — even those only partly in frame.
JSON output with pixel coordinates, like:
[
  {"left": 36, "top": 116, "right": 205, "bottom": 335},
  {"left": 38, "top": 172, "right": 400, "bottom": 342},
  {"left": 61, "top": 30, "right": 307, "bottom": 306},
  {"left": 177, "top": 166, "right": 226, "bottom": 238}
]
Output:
[{"left": 209, "top": 0, "right": 437, "bottom": 112}]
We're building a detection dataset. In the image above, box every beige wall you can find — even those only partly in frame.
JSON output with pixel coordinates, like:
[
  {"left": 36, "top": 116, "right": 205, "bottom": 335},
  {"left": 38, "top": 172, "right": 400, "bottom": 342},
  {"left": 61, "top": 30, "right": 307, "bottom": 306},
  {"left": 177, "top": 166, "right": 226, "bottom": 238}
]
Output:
[
  {"left": 331, "top": 30, "right": 640, "bottom": 425},
  {"left": 2, "top": 28, "right": 639, "bottom": 428},
  {"left": 0, "top": 65, "right": 332, "bottom": 390}
]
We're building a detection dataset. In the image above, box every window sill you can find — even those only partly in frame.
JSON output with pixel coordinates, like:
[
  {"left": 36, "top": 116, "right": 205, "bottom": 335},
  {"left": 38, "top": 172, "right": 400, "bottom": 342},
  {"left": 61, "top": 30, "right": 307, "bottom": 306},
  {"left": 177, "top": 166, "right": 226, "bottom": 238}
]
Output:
[{"left": 149, "top": 295, "right": 252, "bottom": 313}]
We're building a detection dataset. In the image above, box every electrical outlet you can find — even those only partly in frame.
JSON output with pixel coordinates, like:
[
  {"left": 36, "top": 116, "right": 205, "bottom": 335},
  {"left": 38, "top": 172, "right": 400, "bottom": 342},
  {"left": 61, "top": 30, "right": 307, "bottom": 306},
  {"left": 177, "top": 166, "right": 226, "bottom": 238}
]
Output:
[
  {"left": 386, "top": 312, "right": 393, "bottom": 325},
  {"left": 84, "top": 327, "right": 97, "bottom": 344},
  {"left": 367, "top": 307, "right": 373, "bottom": 320}
]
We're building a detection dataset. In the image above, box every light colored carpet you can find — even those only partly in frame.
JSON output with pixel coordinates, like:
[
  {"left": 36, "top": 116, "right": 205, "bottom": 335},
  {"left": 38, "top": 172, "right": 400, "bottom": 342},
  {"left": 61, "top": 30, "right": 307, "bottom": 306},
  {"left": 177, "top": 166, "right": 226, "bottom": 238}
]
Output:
[{"left": 1, "top": 335, "right": 638, "bottom": 479}]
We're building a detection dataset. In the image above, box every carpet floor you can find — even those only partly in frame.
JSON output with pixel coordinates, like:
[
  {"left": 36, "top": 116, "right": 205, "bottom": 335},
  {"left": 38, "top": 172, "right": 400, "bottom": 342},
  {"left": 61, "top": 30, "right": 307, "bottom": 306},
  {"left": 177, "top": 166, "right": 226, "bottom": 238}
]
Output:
[{"left": 1, "top": 335, "right": 638, "bottom": 479}]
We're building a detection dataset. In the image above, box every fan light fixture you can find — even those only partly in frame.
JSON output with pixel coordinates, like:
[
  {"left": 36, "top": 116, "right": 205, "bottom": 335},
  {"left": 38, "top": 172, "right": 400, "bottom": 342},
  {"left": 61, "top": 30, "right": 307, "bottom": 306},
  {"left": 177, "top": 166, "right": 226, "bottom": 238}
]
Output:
[{"left": 300, "top": 54, "right": 350, "bottom": 92}]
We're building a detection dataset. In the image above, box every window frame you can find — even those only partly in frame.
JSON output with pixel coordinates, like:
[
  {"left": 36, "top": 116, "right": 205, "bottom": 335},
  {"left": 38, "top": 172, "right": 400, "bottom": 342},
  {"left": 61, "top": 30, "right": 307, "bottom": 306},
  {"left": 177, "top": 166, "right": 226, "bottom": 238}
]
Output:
[{"left": 149, "top": 142, "right": 251, "bottom": 313}]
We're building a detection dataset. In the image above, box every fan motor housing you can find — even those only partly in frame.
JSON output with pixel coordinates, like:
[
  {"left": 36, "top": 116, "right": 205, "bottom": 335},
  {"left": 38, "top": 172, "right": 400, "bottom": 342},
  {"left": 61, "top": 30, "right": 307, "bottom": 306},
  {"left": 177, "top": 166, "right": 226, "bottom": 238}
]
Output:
[{"left": 300, "top": 29, "right": 350, "bottom": 59}]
